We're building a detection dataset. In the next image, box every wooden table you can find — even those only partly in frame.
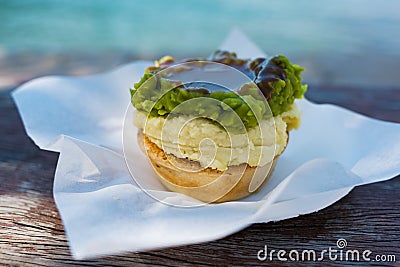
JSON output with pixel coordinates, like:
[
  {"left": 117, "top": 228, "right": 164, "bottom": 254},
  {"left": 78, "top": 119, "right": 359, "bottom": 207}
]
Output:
[{"left": 1, "top": 84, "right": 399, "bottom": 266}]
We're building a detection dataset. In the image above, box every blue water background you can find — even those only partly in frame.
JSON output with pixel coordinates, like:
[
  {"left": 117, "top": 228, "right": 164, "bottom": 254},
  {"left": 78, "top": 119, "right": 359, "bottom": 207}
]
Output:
[{"left": 1, "top": 0, "right": 399, "bottom": 86}]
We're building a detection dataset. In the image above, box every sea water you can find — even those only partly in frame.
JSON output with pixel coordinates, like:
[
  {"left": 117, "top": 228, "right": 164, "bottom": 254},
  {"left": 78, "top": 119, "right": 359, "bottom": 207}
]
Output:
[{"left": 1, "top": 0, "right": 399, "bottom": 86}]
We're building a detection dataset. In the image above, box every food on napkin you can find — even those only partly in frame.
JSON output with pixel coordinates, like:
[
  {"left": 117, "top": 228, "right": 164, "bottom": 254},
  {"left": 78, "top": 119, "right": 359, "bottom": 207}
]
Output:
[{"left": 130, "top": 50, "right": 307, "bottom": 203}]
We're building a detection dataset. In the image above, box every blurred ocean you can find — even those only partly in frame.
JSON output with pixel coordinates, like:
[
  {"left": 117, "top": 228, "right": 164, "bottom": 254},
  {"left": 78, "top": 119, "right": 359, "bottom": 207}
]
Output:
[{"left": 1, "top": 0, "right": 400, "bottom": 87}]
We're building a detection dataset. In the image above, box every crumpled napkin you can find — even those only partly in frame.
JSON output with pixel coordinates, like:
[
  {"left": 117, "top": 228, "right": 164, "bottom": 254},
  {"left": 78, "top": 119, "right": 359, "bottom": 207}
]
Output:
[{"left": 12, "top": 29, "right": 400, "bottom": 260}]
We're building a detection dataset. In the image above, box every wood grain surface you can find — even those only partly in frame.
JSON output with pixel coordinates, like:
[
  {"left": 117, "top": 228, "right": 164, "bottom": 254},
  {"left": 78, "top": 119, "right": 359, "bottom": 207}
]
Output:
[{"left": 1, "top": 85, "right": 399, "bottom": 266}]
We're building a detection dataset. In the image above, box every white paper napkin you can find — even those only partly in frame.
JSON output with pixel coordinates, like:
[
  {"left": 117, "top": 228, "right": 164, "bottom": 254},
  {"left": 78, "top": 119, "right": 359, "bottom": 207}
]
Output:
[{"left": 12, "top": 29, "right": 400, "bottom": 260}]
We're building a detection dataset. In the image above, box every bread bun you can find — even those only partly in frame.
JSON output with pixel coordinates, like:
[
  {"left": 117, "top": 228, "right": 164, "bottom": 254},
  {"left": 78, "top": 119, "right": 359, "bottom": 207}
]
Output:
[{"left": 138, "top": 131, "right": 283, "bottom": 203}]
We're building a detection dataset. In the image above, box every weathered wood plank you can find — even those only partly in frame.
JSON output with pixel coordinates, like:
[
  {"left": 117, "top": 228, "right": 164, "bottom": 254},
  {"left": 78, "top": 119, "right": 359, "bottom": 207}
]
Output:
[{"left": 1, "top": 86, "right": 399, "bottom": 266}]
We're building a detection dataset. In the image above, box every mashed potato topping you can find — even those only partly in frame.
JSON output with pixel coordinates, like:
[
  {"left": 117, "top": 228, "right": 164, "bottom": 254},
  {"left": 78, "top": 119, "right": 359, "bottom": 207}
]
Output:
[{"left": 133, "top": 103, "right": 301, "bottom": 171}]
